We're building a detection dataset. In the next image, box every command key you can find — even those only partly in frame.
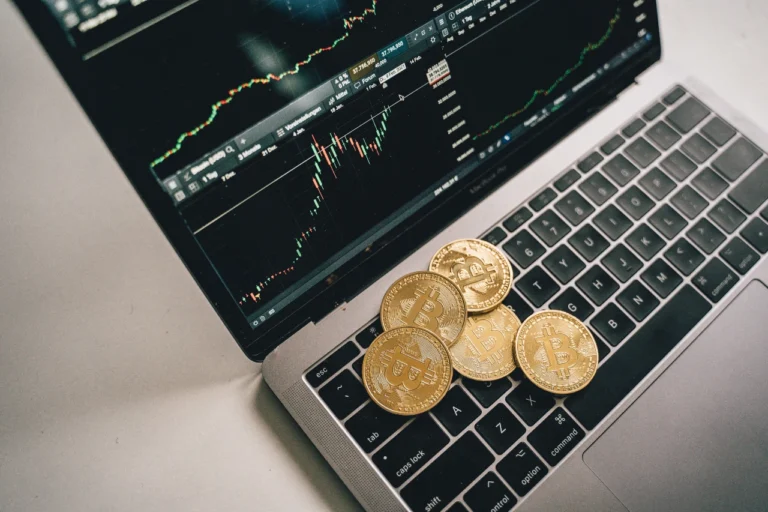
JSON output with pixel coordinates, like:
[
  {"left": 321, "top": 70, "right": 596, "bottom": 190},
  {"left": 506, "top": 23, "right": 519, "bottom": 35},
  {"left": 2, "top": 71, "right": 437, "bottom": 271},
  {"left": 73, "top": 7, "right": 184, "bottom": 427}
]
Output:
[{"left": 528, "top": 408, "right": 585, "bottom": 466}]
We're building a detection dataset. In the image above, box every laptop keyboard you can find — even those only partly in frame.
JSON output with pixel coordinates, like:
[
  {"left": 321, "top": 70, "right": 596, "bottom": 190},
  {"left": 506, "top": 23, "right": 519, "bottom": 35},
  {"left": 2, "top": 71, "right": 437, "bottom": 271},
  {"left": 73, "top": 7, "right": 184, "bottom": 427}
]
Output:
[{"left": 304, "top": 85, "right": 768, "bottom": 512}]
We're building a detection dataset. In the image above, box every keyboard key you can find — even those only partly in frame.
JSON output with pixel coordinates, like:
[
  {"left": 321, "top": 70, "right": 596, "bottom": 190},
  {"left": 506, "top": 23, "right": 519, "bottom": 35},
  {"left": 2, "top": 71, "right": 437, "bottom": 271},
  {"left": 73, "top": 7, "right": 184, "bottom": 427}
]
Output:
[
  {"left": 345, "top": 402, "right": 409, "bottom": 453},
  {"left": 649, "top": 204, "right": 688, "bottom": 239},
  {"left": 475, "top": 404, "right": 525, "bottom": 455},
  {"left": 591, "top": 303, "right": 635, "bottom": 346},
  {"left": 543, "top": 245, "right": 586, "bottom": 284},
  {"left": 687, "top": 218, "right": 726, "bottom": 254},
  {"left": 447, "top": 504, "right": 469, "bottom": 512},
  {"left": 497, "top": 443, "right": 548, "bottom": 497},
  {"left": 662, "top": 86, "right": 685, "bottom": 105},
  {"left": 603, "top": 154, "right": 640, "bottom": 187},
  {"left": 506, "top": 379, "right": 556, "bottom": 426},
  {"left": 569, "top": 225, "right": 610, "bottom": 261},
  {"left": 667, "top": 96, "right": 710, "bottom": 133},
  {"left": 503, "top": 230, "right": 545, "bottom": 269},
  {"left": 319, "top": 370, "right": 368, "bottom": 419},
  {"left": 502, "top": 207, "right": 532, "bottom": 233},
  {"left": 579, "top": 172, "right": 618, "bottom": 206},
  {"left": 741, "top": 217, "right": 768, "bottom": 253},
  {"left": 528, "top": 408, "right": 585, "bottom": 466},
  {"left": 729, "top": 160, "right": 768, "bottom": 214},
  {"left": 681, "top": 133, "right": 717, "bottom": 164},
  {"left": 665, "top": 238, "right": 706, "bottom": 275},
  {"left": 577, "top": 152, "right": 604, "bottom": 173},
  {"left": 555, "top": 190, "right": 595, "bottom": 226},
  {"left": 625, "top": 137, "right": 662, "bottom": 168},
  {"left": 566, "top": 286, "right": 711, "bottom": 429},
  {"left": 530, "top": 210, "right": 571, "bottom": 247},
  {"left": 307, "top": 341, "right": 360, "bottom": 387},
  {"left": 660, "top": 150, "right": 698, "bottom": 181},
  {"left": 554, "top": 169, "right": 581, "bottom": 192},
  {"left": 529, "top": 188, "right": 558, "bottom": 212},
  {"left": 550, "top": 287, "right": 594, "bottom": 322},
  {"left": 671, "top": 186, "right": 708, "bottom": 219},
  {"left": 503, "top": 289, "right": 533, "bottom": 321},
  {"left": 693, "top": 258, "right": 739, "bottom": 303},
  {"left": 600, "top": 134, "right": 625, "bottom": 155},
  {"left": 463, "top": 377, "right": 512, "bottom": 409},
  {"left": 400, "top": 432, "right": 493, "bottom": 511},
  {"left": 482, "top": 226, "right": 507, "bottom": 246},
  {"left": 593, "top": 204, "right": 632, "bottom": 240},
  {"left": 432, "top": 386, "right": 481, "bottom": 436},
  {"left": 356, "top": 319, "right": 383, "bottom": 349},
  {"left": 764, "top": 206, "right": 768, "bottom": 221},
  {"left": 517, "top": 266, "right": 560, "bottom": 307},
  {"left": 646, "top": 121, "right": 681, "bottom": 150},
  {"left": 617, "top": 281, "right": 660, "bottom": 322},
  {"left": 701, "top": 117, "right": 736, "bottom": 147},
  {"left": 712, "top": 138, "right": 763, "bottom": 181},
  {"left": 642, "top": 259, "right": 683, "bottom": 298},
  {"left": 720, "top": 238, "right": 760, "bottom": 275},
  {"left": 709, "top": 199, "right": 746, "bottom": 233},
  {"left": 622, "top": 118, "right": 646, "bottom": 138},
  {"left": 626, "top": 224, "right": 666, "bottom": 260},
  {"left": 691, "top": 167, "right": 728, "bottom": 200},
  {"left": 577, "top": 266, "right": 619, "bottom": 306},
  {"left": 643, "top": 103, "right": 666, "bottom": 121},
  {"left": 638, "top": 167, "right": 676, "bottom": 201},
  {"left": 352, "top": 356, "right": 364, "bottom": 378},
  {"left": 602, "top": 244, "right": 642, "bottom": 282},
  {"left": 374, "top": 415, "right": 449, "bottom": 487},
  {"left": 464, "top": 473, "right": 516, "bottom": 512},
  {"left": 617, "top": 186, "right": 655, "bottom": 220}
]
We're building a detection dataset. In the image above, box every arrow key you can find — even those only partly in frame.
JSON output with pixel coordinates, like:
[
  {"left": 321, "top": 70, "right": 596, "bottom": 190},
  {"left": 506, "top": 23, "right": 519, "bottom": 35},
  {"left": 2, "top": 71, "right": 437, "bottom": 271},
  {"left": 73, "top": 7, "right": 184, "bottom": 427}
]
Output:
[{"left": 464, "top": 472, "right": 516, "bottom": 512}]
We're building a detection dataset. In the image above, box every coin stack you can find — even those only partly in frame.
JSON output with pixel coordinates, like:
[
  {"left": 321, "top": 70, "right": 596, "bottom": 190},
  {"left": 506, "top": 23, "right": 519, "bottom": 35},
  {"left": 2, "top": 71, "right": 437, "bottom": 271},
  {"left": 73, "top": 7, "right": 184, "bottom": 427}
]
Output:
[{"left": 362, "top": 239, "right": 600, "bottom": 415}]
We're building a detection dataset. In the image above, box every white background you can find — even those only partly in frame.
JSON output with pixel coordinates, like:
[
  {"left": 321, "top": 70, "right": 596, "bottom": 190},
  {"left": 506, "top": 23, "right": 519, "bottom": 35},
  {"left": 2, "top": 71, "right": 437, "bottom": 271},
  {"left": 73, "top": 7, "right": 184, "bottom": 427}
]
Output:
[{"left": 1, "top": 1, "right": 767, "bottom": 510}]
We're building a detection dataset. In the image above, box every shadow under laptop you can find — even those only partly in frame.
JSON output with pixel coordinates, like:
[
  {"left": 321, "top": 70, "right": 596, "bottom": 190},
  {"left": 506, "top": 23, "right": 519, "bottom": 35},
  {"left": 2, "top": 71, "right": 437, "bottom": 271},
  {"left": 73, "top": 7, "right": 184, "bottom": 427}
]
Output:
[{"left": 252, "top": 377, "right": 364, "bottom": 512}]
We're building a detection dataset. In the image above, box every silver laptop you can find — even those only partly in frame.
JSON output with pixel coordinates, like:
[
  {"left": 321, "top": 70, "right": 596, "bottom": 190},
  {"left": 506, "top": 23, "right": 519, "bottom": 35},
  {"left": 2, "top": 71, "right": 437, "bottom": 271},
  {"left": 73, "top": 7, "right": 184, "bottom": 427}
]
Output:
[{"left": 15, "top": 0, "right": 768, "bottom": 510}]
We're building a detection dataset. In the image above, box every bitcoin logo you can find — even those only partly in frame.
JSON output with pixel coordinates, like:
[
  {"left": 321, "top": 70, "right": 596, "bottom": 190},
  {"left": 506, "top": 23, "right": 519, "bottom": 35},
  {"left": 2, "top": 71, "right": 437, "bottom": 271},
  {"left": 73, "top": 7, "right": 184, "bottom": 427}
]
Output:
[
  {"left": 534, "top": 323, "right": 581, "bottom": 380},
  {"left": 452, "top": 256, "right": 495, "bottom": 291},
  {"left": 451, "top": 306, "right": 520, "bottom": 381},
  {"left": 514, "top": 310, "right": 599, "bottom": 394},
  {"left": 384, "top": 346, "right": 435, "bottom": 391},
  {"left": 362, "top": 327, "right": 452, "bottom": 416},
  {"left": 430, "top": 239, "right": 513, "bottom": 312},
  {"left": 380, "top": 272, "right": 467, "bottom": 347},
  {"left": 403, "top": 286, "right": 445, "bottom": 332},
  {"left": 465, "top": 317, "right": 502, "bottom": 363}
]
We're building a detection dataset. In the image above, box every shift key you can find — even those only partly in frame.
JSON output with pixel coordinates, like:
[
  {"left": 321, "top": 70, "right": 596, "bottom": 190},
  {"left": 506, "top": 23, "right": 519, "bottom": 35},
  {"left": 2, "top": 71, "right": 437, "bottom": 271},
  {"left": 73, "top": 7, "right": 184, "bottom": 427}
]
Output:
[
  {"left": 401, "top": 432, "right": 494, "bottom": 512},
  {"left": 373, "top": 415, "right": 448, "bottom": 487}
]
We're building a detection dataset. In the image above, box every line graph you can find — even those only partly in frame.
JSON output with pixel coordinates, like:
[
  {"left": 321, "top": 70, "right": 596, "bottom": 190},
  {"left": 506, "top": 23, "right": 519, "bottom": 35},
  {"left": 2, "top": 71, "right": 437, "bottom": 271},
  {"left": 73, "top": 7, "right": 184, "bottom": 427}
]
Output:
[
  {"left": 473, "top": 6, "right": 621, "bottom": 140},
  {"left": 149, "top": 0, "right": 381, "bottom": 169},
  {"left": 237, "top": 106, "right": 392, "bottom": 306}
]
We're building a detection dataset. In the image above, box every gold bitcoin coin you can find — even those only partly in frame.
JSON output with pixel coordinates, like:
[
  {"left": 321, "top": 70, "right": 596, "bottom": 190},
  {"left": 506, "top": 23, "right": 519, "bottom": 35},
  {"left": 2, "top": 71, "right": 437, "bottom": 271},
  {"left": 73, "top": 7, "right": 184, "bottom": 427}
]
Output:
[
  {"left": 451, "top": 305, "right": 521, "bottom": 381},
  {"left": 429, "top": 239, "right": 513, "bottom": 313},
  {"left": 380, "top": 271, "right": 467, "bottom": 347},
  {"left": 362, "top": 327, "right": 453, "bottom": 415},
  {"left": 514, "top": 310, "right": 598, "bottom": 394}
]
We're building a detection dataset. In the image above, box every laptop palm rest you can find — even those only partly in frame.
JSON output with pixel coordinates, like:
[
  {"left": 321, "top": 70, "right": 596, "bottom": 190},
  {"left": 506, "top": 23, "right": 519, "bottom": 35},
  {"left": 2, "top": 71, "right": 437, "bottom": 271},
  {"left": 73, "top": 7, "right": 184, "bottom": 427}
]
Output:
[{"left": 582, "top": 280, "right": 768, "bottom": 512}]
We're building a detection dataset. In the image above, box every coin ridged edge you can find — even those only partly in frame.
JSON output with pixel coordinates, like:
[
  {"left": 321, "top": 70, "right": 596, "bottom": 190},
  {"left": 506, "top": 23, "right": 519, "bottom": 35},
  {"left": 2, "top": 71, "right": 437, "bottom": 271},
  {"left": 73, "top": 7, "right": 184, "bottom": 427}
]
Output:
[
  {"left": 451, "top": 305, "right": 520, "bottom": 381},
  {"left": 362, "top": 326, "right": 453, "bottom": 416},
  {"left": 428, "top": 238, "right": 514, "bottom": 313},
  {"left": 514, "top": 310, "right": 599, "bottom": 395},
  {"left": 379, "top": 271, "right": 468, "bottom": 347}
]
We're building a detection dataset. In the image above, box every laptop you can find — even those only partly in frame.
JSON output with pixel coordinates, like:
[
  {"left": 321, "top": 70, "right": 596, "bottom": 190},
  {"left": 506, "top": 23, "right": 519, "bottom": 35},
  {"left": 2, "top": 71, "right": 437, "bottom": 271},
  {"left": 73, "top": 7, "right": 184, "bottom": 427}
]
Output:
[{"left": 14, "top": 0, "right": 768, "bottom": 510}]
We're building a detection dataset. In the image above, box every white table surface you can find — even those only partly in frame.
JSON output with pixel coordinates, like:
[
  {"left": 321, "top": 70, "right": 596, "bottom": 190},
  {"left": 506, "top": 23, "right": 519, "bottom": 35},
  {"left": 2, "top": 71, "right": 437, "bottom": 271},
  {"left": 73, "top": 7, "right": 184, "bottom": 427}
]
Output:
[{"left": 1, "top": 1, "right": 767, "bottom": 510}]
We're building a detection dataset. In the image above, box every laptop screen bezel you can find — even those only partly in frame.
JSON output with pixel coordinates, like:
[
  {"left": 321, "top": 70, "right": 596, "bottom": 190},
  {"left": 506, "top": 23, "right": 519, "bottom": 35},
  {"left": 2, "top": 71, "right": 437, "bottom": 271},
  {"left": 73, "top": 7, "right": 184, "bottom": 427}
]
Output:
[{"left": 11, "top": 0, "right": 662, "bottom": 361}]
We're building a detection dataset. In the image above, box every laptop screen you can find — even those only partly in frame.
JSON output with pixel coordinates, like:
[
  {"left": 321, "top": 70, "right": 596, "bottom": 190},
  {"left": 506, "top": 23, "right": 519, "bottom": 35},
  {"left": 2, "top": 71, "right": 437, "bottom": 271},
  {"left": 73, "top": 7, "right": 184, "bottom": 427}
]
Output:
[{"left": 27, "top": 0, "right": 659, "bottom": 357}]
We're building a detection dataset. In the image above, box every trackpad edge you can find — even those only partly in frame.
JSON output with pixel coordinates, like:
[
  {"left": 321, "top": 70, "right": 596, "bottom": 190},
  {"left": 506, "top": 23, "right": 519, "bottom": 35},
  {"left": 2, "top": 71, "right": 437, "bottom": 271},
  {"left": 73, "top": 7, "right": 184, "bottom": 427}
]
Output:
[{"left": 583, "top": 280, "right": 768, "bottom": 512}]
